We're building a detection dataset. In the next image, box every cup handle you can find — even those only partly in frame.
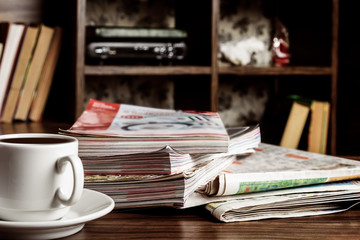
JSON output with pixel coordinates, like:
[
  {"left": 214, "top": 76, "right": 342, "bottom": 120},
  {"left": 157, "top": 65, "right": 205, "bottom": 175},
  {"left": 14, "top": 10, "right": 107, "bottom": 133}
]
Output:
[{"left": 55, "top": 155, "right": 84, "bottom": 206}]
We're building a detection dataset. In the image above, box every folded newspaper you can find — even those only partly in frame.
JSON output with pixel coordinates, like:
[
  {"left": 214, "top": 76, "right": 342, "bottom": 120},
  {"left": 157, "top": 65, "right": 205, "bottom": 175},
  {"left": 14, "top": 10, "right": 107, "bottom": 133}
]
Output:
[
  {"left": 205, "top": 180, "right": 360, "bottom": 222},
  {"left": 199, "top": 143, "right": 360, "bottom": 196},
  {"left": 183, "top": 143, "right": 360, "bottom": 221},
  {"left": 60, "top": 99, "right": 229, "bottom": 155}
]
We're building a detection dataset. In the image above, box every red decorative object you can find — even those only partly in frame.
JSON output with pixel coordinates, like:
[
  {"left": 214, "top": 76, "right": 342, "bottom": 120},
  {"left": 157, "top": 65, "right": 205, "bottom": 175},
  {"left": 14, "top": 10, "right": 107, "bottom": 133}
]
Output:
[{"left": 272, "top": 20, "right": 290, "bottom": 67}]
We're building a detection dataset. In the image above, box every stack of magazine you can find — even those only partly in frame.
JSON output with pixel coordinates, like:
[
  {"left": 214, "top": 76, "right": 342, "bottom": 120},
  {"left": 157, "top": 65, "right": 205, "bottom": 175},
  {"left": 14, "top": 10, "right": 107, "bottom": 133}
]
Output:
[{"left": 60, "top": 99, "right": 261, "bottom": 208}]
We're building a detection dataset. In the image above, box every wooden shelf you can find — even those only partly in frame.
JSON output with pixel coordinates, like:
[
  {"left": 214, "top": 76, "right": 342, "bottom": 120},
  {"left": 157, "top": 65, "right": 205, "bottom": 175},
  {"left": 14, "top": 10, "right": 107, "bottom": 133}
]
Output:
[
  {"left": 84, "top": 65, "right": 211, "bottom": 76},
  {"left": 0, "top": 0, "right": 341, "bottom": 154},
  {"left": 84, "top": 65, "right": 332, "bottom": 76},
  {"left": 75, "top": 0, "right": 339, "bottom": 155},
  {"left": 219, "top": 66, "right": 332, "bottom": 76}
]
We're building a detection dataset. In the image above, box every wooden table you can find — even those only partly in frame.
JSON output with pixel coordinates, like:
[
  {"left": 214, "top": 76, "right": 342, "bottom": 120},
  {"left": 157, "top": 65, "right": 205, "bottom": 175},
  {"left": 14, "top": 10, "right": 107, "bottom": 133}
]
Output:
[
  {"left": 2, "top": 122, "right": 360, "bottom": 239},
  {"left": 64, "top": 206, "right": 360, "bottom": 240}
]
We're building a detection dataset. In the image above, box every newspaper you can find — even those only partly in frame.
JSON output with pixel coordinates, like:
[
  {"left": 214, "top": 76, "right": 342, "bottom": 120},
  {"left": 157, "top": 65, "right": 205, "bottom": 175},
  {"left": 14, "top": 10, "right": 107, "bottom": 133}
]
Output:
[
  {"left": 199, "top": 143, "right": 360, "bottom": 196},
  {"left": 184, "top": 179, "right": 360, "bottom": 208},
  {"left": 181, "top": 143, "right": 360, "bottom": 221},
  {"left": 205, "top": 181, "right": 360, "bottom": 222},
  {"left": 60, "top": 99, "right": 229, "bottom": 154}
]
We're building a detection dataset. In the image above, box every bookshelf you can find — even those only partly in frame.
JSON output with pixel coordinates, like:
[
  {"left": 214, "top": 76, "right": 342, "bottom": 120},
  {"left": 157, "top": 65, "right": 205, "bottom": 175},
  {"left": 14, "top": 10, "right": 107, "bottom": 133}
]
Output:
[
  {"left": 0, "top": 0, "right": 74, "bottom": 122},
  {"left": 74, "top": 0, "right": 339, "bottom": 155},
  {"left": 0, "top": 0, "right": 339, "bottom": 155}
]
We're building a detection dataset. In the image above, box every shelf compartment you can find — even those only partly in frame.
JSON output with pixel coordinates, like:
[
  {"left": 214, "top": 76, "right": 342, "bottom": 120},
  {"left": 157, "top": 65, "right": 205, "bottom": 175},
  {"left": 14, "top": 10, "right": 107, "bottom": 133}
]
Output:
[
  {"left": 219, "top": 66, "right": 332, "bottom": 76},
  {"left": 84, "top": 65, "right": 211, "bottom": 76}
]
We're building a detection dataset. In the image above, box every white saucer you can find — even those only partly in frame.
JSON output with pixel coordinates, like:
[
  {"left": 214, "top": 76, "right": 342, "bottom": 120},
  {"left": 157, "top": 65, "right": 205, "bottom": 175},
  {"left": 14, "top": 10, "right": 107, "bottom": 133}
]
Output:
[{"left": 0, "top": 189, "right": 114, "bottom": 240}]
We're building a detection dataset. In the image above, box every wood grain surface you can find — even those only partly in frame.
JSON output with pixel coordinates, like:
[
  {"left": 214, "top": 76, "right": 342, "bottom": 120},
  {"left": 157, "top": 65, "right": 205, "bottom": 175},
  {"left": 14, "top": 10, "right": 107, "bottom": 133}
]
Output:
[{"left": 64, "top": 206, "right": 360, "bottom": 240}]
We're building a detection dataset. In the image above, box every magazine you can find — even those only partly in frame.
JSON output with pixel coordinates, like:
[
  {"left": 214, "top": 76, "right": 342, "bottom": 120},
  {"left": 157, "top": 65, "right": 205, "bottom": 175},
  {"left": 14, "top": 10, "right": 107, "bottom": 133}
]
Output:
[
  {"left": 80, "top": 125, "right": 260, "bottom": 175},
  {"left": 83, "top": 126, "right": 261, "bottom": 208},
  {"left": 85, "top": 155, "right": 236, "bottom": 209},
  {"left": 60, "top": 99, "right": 229, "bottom": 154}
]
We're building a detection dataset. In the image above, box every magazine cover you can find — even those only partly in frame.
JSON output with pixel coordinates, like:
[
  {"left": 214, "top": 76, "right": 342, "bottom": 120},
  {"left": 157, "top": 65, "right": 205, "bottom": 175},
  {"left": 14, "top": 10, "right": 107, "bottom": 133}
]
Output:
[
  {"left": 61, "top": 99, "right": 230, "bottom": 154},
  {"left": 68, "top": 99, "right": 228, "bottom": 138}
]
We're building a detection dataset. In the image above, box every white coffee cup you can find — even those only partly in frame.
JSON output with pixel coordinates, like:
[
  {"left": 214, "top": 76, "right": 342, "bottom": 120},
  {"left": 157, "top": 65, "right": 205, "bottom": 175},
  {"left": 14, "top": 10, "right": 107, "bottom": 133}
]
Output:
[{"left": 0, "top": 133, "right": 84, "bottom": 221}]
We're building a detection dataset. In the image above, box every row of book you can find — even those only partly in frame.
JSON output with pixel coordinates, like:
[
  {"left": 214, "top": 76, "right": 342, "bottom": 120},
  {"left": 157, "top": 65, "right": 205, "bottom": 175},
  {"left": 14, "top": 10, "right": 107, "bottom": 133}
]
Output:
[
  {"left": 0, "top": 22, "right": 62, "bottom": 123},
  {"left": 279, "top": 96, "right": 330, "bottom": 154}
]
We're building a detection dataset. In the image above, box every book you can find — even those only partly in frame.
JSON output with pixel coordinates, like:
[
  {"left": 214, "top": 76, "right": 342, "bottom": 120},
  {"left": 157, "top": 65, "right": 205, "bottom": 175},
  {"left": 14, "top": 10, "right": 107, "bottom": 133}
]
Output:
[
  {"left": 0, "top": 22, "right": 26, "bottom": 115},
  {"left": 1, "top": 25, "right": 39, "bottom": 123},
  {"left": 280, "top": 101, "right": 310, "bottom": 149},
  {"left": 60, "top": 99, "right": 230, "bottom": 155},
  {"left": 308, "top": 101, "right": 330, "bottom": 154},
  {"left": 14, "top": 24, "right": 54, "bottom": 121},
  {"left": 29, "top": 27, "right": 62, "bottom": 122},
  {"left": 0, "top": 43, "right": 3, "bottom": 60}
]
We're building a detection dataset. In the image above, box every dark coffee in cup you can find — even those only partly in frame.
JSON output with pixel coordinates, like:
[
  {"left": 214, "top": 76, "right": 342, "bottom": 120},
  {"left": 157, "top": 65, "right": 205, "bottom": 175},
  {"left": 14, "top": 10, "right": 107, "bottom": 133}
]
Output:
[{"left": 0, "top": 137, "right": 74, "bottom": 144}]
